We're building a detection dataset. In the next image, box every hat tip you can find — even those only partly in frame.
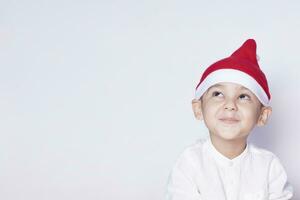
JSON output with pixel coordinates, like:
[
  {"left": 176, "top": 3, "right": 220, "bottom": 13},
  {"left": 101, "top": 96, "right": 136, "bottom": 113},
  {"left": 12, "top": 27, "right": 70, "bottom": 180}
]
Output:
[{"left": 244, "top": 38, "right": 257, "bottom": 47}]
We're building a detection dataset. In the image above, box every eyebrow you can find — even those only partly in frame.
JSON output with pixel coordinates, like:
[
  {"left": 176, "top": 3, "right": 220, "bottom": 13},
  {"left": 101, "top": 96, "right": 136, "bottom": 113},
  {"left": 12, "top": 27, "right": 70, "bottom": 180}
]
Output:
[{"left": 206, "top": 84, "right": 221, "bottom": 94}]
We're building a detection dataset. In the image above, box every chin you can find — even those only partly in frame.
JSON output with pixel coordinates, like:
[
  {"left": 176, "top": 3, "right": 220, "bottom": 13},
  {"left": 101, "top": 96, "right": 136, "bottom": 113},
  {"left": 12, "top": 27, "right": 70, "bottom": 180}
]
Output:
[
  {"left": 218, "top": 135, "right": 240, "bottom": 141},
  {"left": 219, "top": 132, "right": 249, "bottom": 141},
  {"left": 214, "top": 131, "right": 243, "bottom": 141}
]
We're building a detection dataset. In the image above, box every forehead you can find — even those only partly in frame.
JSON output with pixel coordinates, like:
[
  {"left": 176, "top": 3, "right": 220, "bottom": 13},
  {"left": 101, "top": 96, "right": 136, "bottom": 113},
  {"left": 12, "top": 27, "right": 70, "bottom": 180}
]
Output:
[{"left": 207, "top": 82, "right": 251, "bottom": 92}]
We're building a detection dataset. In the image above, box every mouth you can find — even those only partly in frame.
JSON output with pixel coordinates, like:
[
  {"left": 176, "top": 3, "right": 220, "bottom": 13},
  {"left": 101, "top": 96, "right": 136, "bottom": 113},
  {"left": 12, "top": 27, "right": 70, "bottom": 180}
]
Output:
[{"left": 219, "top": 118, "right": 240, "bottom": 124}]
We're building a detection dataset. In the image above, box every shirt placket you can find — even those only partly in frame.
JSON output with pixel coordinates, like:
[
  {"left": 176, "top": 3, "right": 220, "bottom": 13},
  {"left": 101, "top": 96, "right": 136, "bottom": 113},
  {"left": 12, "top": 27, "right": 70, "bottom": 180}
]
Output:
[{"left": 224, "top": 161, "right": 240, "bottom": 200}]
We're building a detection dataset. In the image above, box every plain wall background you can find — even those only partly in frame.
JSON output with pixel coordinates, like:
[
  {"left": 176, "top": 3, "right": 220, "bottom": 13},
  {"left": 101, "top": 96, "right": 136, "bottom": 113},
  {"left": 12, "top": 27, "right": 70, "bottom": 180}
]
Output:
[{"left": 0, "top": 0, "right": 299, "bottom": 199}]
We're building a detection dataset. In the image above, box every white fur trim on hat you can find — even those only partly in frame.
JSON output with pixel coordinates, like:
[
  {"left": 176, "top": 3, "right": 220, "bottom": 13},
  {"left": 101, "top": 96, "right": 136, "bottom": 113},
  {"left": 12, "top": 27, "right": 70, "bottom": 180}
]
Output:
[{"left": 195, "top": 69, "right": 270, "bottom": 106}]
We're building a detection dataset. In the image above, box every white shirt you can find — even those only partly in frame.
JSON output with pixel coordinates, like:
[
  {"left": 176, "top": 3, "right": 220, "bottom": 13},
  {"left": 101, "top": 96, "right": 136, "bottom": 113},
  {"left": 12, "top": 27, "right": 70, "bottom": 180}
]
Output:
[{"left": 166, "top": 137, "right": 293, "bottom": 200}]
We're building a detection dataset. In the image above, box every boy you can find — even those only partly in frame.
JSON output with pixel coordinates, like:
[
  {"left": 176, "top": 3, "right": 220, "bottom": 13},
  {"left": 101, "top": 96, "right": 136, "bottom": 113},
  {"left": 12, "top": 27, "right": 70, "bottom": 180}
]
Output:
[{"left": 166, "top": 39, "right": 293, "bottom": 200}]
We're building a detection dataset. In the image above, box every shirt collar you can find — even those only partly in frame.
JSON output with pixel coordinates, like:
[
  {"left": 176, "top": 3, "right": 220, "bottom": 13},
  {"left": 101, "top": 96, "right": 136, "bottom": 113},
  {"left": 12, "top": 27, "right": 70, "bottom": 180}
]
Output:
[{"left": 206, "top": 136, "right": 249, "bottom": 168}]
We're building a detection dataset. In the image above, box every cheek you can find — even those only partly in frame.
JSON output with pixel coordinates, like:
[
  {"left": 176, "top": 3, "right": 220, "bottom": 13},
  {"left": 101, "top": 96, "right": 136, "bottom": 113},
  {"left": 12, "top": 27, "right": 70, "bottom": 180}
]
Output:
[
  {"left": 202, "top": 104, "right": 220, "bottom": 123},
  {"left": 240, "top": 107, "right": 261, "bottom": 124},
  {"left": 202, "top": 102, "right": 218, "bottom": 115}
]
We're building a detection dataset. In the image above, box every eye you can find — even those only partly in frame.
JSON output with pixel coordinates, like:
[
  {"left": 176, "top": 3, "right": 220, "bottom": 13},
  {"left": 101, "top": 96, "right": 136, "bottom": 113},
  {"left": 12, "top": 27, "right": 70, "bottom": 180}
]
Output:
[
  {"left": 239, "top": 94, "right": 250, "bottom": 100},
  {"left": 212, "top": 91, "right": 223, "bottom": 97}
]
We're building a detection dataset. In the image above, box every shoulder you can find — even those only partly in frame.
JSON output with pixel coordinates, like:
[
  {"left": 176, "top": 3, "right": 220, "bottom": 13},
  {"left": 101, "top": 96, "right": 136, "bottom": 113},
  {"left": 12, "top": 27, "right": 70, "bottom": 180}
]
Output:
[
  {"left": 179, "top": 138, "right": 208, "bottom": 158},
  {"left": 248, "top": 143, "right": 277, "bottom": 160},
  {"left": 172, "top": 138, "right": 208, "bottom": 169},
  {"left": 247, "top": 143, "right": 285, "bottom": 168}
]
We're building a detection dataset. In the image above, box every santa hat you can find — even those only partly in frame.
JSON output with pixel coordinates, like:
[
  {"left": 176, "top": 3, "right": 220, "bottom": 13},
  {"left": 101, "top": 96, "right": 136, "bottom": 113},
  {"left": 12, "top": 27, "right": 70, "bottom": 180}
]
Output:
[{"left": 195, "top": 39, "right": 271, "bottom": 106}]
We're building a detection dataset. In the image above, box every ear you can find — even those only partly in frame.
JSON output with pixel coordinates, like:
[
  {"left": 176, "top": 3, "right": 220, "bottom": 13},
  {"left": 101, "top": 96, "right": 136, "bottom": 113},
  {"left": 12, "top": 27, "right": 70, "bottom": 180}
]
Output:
[
  {"left": 191, "top": 99, "right": 203, "bottom": 120},
  {"left": 257, "top": 106, "right": 272, "bottom": 126}
]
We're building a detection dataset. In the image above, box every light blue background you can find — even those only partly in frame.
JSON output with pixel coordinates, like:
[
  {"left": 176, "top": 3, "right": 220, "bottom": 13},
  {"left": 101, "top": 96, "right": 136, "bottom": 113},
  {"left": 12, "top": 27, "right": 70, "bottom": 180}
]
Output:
[{"left": 0, "top": 0, "right": 299, "bottom": 199}]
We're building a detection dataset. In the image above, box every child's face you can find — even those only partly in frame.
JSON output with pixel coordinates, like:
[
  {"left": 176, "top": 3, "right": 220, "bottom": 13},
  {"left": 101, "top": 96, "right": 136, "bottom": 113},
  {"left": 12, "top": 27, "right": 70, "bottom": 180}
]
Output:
[{"left": 192, "top": 82, "right": 272, "bottom": 142}]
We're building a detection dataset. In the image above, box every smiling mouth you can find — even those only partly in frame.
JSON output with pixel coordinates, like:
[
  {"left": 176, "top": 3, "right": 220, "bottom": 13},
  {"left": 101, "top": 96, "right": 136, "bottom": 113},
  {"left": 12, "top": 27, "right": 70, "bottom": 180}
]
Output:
[{"left": 219, "top": 118, "right": 240, "bottom": 124}]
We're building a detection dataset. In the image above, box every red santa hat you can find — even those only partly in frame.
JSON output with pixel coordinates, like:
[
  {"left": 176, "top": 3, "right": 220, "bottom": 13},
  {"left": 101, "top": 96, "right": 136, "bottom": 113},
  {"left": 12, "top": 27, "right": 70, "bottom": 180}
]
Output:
[{"left": 195, "top": 39, "right": 271, "bottom": 106}]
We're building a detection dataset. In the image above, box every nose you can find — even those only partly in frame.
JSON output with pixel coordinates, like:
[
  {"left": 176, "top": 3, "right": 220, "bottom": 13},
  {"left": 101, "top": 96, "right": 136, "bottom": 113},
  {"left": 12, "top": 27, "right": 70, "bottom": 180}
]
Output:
[{"left": 224, "top": 99, "right": 237, "bottom": 111}]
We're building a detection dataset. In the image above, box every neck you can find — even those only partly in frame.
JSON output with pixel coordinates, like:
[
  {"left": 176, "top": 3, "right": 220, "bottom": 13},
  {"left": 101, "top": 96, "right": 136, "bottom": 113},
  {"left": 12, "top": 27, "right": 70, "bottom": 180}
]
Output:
[{"left": 210, "top": 134, "right": 247, "bottom": 159}]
